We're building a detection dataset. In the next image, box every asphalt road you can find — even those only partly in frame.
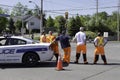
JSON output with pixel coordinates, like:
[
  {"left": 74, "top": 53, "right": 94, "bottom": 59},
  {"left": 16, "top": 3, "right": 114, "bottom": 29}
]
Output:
[{"left": 0, "top": 41, "right": 120, "bottom": 80}]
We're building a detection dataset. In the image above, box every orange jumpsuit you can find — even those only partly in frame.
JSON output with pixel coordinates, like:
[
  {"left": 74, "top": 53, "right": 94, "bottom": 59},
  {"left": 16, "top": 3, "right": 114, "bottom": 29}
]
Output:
[
  {"left": 94, "top": 37, "right": 105, "bottom": 55},
  {"left": 93, "top": 36, "right": 107, "bottom": 64},
  {"left": 47, "top": 35, "right": 59, "bottom": 54}
]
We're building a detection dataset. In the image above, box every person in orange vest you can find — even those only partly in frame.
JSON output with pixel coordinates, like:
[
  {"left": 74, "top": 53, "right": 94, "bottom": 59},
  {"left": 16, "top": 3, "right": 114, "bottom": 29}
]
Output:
[
  {"left": 40, "top": 31, "right": 48, "bottom": 43},
  {"left": 47, "top": 31, "right": 59, "bottom": 62},
  {"left": 93, "top": 32, "right": 108, "bottom": 64}
]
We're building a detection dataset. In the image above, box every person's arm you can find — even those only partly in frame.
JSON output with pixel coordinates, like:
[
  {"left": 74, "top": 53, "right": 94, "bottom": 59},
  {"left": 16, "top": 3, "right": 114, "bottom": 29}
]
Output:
[
  {"left": 103, "top": 38, "right": 108, "bottom": 47},
  {"left": 72, "top": 34, "right": 77, "bottom": 42},
  {"left": 93, "top": 38, "right": 98, "bottom": 47},
  {"left": 84, "top": 33, "right": 87, "bottom": 45}
]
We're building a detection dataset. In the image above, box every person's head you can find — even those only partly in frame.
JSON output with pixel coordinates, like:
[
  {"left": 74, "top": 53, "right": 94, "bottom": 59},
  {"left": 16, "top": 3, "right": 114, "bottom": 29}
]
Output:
[
  {"left": 79, "top": 27, "right": 84, "bottom": 32},
  {"left": 41, "top": 31, "right": 45, "bottom": 35},
  {"left": 49, "top": 31, "right": 53, "bottom": 35},
  {"left": 97, "top": 32, "right": 103, "bottom": 36}
]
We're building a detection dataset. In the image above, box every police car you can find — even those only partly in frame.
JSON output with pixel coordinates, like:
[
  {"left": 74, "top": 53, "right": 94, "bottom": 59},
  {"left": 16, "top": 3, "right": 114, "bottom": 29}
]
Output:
[{"left": 0, "top": 36, "right": 53, "bottom": 65}]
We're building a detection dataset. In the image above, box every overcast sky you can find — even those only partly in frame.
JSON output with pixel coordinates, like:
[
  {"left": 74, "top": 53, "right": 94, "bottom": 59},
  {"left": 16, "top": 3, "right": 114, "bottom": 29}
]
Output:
[{"left": 0, "top": 0, "right": 119, "bottom": 18}]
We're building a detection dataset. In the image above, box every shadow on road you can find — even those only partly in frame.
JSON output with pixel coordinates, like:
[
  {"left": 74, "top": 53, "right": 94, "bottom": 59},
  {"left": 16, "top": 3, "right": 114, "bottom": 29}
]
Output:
[
  {"left": 70, "top": 62, "right": 120, "bottom": 65},
  {"left": 0, "top": 61, "right": 69, "bottom": 69}
]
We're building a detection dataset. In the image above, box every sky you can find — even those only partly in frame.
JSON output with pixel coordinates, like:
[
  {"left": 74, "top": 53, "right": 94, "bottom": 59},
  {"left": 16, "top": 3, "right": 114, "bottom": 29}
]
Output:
[{"left": 0, "top": 0, "right": 119, "bottom": 18}]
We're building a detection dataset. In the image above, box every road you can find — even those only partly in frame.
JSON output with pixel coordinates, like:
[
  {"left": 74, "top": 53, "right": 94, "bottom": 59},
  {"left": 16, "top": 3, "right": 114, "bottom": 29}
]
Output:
[{"left": 0, "top": 41, "right": 120, "bottom": 80}]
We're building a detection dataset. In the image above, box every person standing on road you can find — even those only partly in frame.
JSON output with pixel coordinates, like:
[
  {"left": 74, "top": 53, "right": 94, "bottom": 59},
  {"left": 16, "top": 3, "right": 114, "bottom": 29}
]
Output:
[
  {"left": 73, "top": 27, "right": 88, "bottom": 64},
  {"left": 40, "top": 31, "right": 48, "bottom": 43},
  {"left": 47, "top": 31, "right": 59, "bottom": 62},
  {"left": 55, "top": 31, "right": 71, "bottom": 65},
  {"left": 93, "top": 32, "right": 107, "bottom": 64}
]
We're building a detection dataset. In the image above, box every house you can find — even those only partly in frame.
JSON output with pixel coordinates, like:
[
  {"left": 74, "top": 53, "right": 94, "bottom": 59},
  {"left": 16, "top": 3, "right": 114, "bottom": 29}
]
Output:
[
  {"left": 25, "top": 16, "right": 41, "bottom": 30},
  {"left": 13, "top": 15, "right": 41, "bottom": 30}
]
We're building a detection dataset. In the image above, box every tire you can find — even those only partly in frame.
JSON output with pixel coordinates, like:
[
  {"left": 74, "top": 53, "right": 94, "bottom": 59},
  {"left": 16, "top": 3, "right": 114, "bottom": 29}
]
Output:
[{"left": 22, "top": 53, "right": 39, "bottom": 65}]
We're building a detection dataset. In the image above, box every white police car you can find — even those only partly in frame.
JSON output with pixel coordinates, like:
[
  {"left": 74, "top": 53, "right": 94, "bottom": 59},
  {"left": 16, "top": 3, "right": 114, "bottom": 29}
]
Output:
[{"left": 0, "top": 36, "right": 53, "bottom": 65}]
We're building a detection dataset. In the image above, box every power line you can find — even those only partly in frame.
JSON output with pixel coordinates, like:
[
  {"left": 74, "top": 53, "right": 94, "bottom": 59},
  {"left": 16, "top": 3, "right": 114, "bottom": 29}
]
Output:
[{"left": 45, "top": 6, "right": 119, "bottom": 12}]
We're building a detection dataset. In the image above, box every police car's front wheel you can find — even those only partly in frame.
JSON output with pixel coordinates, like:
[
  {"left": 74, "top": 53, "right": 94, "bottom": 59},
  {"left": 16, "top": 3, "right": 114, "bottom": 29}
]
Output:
[{"left": 22, "top": 53, "right": 39, "bottom": 66}]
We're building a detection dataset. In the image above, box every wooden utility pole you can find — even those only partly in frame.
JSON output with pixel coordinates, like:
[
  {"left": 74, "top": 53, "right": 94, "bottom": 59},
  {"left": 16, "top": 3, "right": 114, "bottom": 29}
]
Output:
[{"left": 117, "top": 0, "right": 120, "bottom": 41}]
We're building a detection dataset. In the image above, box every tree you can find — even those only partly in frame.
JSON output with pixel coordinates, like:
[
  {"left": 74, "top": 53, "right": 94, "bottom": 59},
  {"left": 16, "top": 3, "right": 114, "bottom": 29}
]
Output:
[
  {"left": 80, "top": 15, "right": 91, "bottom": 30},
  {"left": 68, "top": 17, "right": 77, "bottom": 36},
  {"left": 14, "top": 20, "right": 22, "bottom": 34},
  {"left": 8, "top": 18, "right": 15, "bottom": 34},
  {"left": 0, "top": 8, "right": 9, "bottom": 34},
  {"left": 54, "top": 16, "right": 66, "bottom": 33},
  {"left": 11, "top": 2, "right": 29, "bottom": 16},
  {"left": 46, "top": 16, "right": 54, "bottom": 27}
]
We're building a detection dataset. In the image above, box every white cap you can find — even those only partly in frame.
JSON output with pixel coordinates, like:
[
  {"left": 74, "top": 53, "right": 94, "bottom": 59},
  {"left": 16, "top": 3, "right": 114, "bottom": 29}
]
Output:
[{"left": 79, "top": 27, "right": 84, "bottom": 31}]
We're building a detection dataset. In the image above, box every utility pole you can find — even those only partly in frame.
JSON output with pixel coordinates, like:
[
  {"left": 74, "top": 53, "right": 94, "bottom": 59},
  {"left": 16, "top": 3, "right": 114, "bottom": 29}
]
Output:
[
  {"left": 40, "top": 0, "right": 43, "bottom": 34},
  {"left": 117, "top": 0, "right": 120, "bottom": 41},
  {"left": 29, "top": 0, "right": 42, "bottom": 34},
  {"left": 96, "top": 0, "right": 98, "bottom": 22}
]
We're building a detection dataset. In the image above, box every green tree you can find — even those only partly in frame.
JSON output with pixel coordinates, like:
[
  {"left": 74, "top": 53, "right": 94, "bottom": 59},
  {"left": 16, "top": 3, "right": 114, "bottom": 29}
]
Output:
[
  {"left": 80, "top": 15, "right": 91, "bottom": 30},
  {"left": 107, "top": 11, "right": 118, "bottom": 35},
  {"left": 0, "top": 8, "right": 9, "bottom": 34},
  {"left": 46, "top": 16, "right": 54, "bottom": 27},
  {"left": 8, "top": 18, "right": 15, "bottom": 34},
  {"left": 14, "top": 20, "right": 22, "bottom": 34},
  {"left": 68, "top": 17, "right": 77, "bottom": 36},
  {"left": 11, "top": 2, "right": 28, "bottom": 16},
  {"left": 54, "top": 16, "right": 66, "bottom": 33},
  {"left": 75, "top": 14, "right": 82, "bottom": 29}
]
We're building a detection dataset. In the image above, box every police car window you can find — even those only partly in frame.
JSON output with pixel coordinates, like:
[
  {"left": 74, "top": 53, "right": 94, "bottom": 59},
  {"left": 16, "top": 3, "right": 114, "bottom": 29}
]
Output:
[
  {"left": 9, "top": 38, "right": 26, "bottom": 45},
  {"left": 0, "top": 38, "right": 7, "bottom": 46}
]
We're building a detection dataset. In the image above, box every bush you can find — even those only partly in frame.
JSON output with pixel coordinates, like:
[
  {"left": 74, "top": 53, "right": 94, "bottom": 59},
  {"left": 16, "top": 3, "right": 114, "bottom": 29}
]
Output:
[{"left": 85, "top": 31, "right": 97, "bottom": 40}]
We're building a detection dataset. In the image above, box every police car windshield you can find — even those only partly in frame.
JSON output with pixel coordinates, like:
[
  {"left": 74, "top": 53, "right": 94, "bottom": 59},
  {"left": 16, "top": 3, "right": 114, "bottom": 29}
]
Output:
[{"left": 26, "top": 38, "right": 39, "bottom": 43}]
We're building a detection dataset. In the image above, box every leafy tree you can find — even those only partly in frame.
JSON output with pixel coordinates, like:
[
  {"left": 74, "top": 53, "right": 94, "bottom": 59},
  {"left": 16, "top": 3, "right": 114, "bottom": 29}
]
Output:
[
  {"left": 54, "top": 16, "right": 66, "bottom": 33},
  {"left": 68, "top": 17, "right": 77, "bottom": 36},
  {"left": 0, "top": 8, "right": 9, "bottom": 34},
  {"left": 11, "top": 2, "right": 29, "bottom": 16},
  {"left": 46, "top": 16, "right": 54, "bottom": 27},
  {"left": 80, "top": 15, "right": 91, "bottom": 30},
  {"left": 98, "top": 12, "right": 108, "bottom": 20},
  {"left": 107, "top": 11, "right": 118, "bottom": 35},
  {"left": 14, "top": 20, "right": 22, "bottom": 33},
  {"left": 8, "top": 18, "right": 15, "bottom": 34},
  {"left": 75, "top": 14, "right": 82, "bottom": 29}
]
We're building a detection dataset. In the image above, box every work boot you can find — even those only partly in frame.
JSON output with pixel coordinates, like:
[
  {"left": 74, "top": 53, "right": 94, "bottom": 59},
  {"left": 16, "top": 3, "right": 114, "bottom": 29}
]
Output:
[
  {"left": 74, "top": 53, "right": 80, "bottom": 64},
  {"left": 63, "top": 61, "right": 69, "bottom": 66},
  {"left": 83, "top": 54, "right": 88, "bottom": 64},
  {"left": 54, "top": 54, "right": 59, "bottom": 62},
  {"left": 93, "top": 55, "right": 99, "bottom": 64},
  {"left": 101, "top": 55, "right": 107, "bottom": 65}
]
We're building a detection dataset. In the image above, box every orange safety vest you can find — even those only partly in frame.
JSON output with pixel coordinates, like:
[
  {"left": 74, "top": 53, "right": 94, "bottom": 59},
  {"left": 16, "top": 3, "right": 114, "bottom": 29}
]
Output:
[
  {"left": 40, "top": 35, "right": 48, "bottom": 43},
  {"left": 47, "top": 35, "right": 59, "bottom": 50},
  {"left": 47, "top": 35, "right": 56, "bottom": 43}
]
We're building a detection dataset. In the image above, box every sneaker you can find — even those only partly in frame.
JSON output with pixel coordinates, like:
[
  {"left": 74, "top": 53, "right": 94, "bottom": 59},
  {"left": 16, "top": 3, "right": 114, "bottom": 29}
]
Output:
[
  {"left": 84, "top": 62, "right": 88, "bottom": 64},
  {"left": 104, "top": 62, "right": 107, "bottom": 65},
  {"left": 63, "top": 62, "right": 69, "bottom": 66}
]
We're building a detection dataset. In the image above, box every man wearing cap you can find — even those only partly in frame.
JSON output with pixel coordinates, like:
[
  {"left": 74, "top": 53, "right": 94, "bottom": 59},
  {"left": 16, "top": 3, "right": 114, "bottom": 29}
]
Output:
[
  {"left": 73, "top": 27, "right": 88, "bottom": 64},
  {"left": 56, "top": 31, "right": 71, "bottom": 65}
]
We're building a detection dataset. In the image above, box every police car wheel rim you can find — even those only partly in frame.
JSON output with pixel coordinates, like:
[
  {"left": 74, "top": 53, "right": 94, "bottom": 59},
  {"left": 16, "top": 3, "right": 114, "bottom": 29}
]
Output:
[{"left": 23, "top": 53, "right": 38, "bottom": 64}]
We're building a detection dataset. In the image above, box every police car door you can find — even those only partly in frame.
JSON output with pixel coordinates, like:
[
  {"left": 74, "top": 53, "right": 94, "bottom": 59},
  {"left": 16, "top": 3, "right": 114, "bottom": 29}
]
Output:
[
  {"left": 4, "top": 38, "right": 19, "bottom": 63},
  {"left": 0, "top": 38, "right": 7, "bottom": 63}
]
